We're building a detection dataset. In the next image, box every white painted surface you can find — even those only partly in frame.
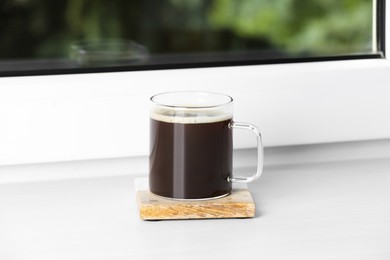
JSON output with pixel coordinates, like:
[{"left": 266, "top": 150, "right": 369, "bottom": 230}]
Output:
[
  {"left": 2, "top": 139, "right": 390, "bottom": 184},
  {"left": 2, "top": 59, "right": 390, "bottom": 166},
  {"left": 0, "top": 141, "right": 390, "bottom": 260}
]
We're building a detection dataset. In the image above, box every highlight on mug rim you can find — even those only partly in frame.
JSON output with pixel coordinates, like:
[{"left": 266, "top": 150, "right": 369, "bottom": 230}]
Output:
[{"left": 150, "top": 91, "right": 233, "bottom": 109}]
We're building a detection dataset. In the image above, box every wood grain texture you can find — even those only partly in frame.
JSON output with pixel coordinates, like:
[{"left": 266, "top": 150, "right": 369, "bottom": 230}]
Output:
[{"left": 137, "top": 189, "right": 255, "bottom": 220}]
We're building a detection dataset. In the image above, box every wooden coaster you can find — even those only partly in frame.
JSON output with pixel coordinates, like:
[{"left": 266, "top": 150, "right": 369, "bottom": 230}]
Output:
[{"left": 135, "top": 178, "right": 255, "bottom": 220}]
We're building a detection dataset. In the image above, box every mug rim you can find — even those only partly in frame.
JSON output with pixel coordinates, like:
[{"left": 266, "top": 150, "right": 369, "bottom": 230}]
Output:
[{"left": 150, "top": 91, "right": 233, "bottom": 109}]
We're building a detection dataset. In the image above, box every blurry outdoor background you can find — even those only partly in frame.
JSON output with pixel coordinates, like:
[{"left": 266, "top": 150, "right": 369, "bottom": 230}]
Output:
[{"left": 0, "top": 0, "right": 375, "bottom": 70}]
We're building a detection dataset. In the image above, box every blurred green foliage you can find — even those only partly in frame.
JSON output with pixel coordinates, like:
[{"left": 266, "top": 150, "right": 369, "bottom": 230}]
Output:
[
  {"left": 209, "top": 0, "right": 373, "bottom": 55},
  {"left": 0, "top": 0, "right": 374, "bottom": 60}
]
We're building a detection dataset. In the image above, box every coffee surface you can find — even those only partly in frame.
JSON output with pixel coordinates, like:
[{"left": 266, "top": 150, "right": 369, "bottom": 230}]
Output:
[{"left": 149, "top": 118, "right": 232, "bottom": 199}]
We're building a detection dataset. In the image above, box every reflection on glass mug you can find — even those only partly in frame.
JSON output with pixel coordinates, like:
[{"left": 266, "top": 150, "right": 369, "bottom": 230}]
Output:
[{"left": 149, "top": 91, "right": 263, "bottom": 200}]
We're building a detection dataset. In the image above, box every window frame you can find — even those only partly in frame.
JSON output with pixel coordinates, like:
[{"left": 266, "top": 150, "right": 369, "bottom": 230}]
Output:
[
  {"left": 0, "top": 1, "right": 389, "bottom": 166},
  {"left": 0, "top": 0, "right": 385, "bottom": 77}
]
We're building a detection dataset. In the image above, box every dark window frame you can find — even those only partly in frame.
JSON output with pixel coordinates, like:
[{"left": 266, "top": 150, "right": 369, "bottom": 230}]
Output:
[{"left": 0, "top": 0, "right": 386, "bottom": 78}]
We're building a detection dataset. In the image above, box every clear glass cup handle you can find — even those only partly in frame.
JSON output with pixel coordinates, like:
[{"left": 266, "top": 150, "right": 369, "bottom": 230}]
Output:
[{"left": 228, "top": 121, "right": 264, "bottom": 183}]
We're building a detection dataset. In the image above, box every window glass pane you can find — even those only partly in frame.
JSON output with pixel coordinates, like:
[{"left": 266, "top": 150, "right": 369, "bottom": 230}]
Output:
[{"left": 0, "top": 0, "right": 382, "bottom": 75}]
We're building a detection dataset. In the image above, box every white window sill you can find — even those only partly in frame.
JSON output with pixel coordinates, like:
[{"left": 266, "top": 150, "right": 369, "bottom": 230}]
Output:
[{"left": 0, "top": 140, "right": 389, "bottom": 259}]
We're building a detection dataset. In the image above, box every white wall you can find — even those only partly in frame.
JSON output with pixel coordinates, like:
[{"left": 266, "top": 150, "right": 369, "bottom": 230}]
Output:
[{"left": 1, "top": 59, "right": 390, "bottom": 166}]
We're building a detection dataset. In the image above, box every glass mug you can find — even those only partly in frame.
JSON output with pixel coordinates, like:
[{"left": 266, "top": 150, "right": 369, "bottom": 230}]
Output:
[{"left": 149, "top": 91, "right": 263, "bottom": 200}]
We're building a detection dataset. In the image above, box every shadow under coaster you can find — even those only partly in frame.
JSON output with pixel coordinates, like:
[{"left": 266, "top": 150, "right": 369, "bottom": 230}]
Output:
[{"left": 135, "top": 178, "right": 255, "bottom": 220}]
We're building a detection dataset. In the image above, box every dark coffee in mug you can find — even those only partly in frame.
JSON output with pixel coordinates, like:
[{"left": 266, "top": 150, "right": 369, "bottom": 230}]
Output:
[
  {"left": 149, "top": 91, "right": 263, "bottom": 200},
  {"left": 149, "top": 116, "right": 233, "bottom": 199}
]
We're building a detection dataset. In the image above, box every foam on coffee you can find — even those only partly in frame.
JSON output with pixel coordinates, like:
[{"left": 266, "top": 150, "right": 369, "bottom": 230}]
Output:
[{"left": 150, "top": 108, "right": 232, "bottom": 124}]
